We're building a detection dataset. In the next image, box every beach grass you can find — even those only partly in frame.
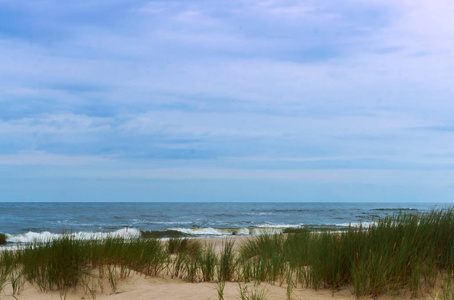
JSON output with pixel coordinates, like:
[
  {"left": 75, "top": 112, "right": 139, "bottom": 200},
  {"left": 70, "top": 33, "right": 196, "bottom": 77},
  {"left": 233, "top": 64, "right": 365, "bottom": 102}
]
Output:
[
  {"left": 216, "top": 280, "right": 226, "bottom": 300},
  {"left": 218, "top": 240, "right": 236, "bottom": 282},
  {"left": 199, "top": 243, "right": 218, "bottom": 282},
  {"left": 167, "top": 238, "right": 202, "bottom": 256},
  {"left": 238, "top": 208, "right": 454, "bottom": 298},
  {"left": 7, "top": 236, "right": 169, "bottom": 294},
  {"left": 239, "top": 282, "right": 268, "bottom": 300},
  {"left": 0, "top": 208, "right": 453, "bottom": 298}
]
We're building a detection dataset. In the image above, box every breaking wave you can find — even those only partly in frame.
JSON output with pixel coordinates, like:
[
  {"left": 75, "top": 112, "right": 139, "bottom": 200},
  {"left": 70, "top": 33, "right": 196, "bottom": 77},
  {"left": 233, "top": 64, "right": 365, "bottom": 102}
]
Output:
[{"left": 4, "top": 228, "right": 140, "bottom": 244}]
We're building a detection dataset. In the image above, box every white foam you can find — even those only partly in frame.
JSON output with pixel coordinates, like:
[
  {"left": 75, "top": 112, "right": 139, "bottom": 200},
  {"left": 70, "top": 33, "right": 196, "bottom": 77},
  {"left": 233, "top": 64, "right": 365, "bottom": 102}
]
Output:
[
  {"left": 149, "top": 221, "right": 193, "bottom": 225},
  {"left": 0, "top": 244, "right": 24, "bottom": 251},
  {"left": 170, "top": 225, "right": 305, "bottom": 236},
  {"left": 335, "top": 222, "right": 376, "bottom": 228},
  {"left": 234, "top": 228, "right": 250, "bottom": 235},
  {"left": 5, "top": 227, "right": 140, "bottom": 244},
  {"left": 246, "top": 212, "right": 274, "bottom": 216},
  {"left": 256, "top": 224, "right": 304, "bottom": 228},
  {"left": 170, "top": 227, "right": 243, "bottom": 236},
  {"left": 170, "top": 227, "right": 254, "bottom": 236}
]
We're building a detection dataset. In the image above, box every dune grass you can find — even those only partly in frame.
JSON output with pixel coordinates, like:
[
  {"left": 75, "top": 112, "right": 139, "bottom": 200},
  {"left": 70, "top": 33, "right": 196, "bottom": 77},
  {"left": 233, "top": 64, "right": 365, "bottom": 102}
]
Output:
[
  {"left": 5, "top": 237, "right": 169, "bottom": 295},
  {"left": 167, "top": 237, "right": 202, "bottom": 256},
  {"left": 0, "top": 209, "right": 453, "bottom": 298},
  {"left": 238, "top": 209, "right": 454, "bottom": 298},
  {"left": 199, "top": 243, "right": 218, "bottom": 282},
  {"left": 239, "top": 282, "right": 268, "bottom": 300},
  {"left": 216, "top": 280, "right": 226, "bottom": 300},
  {"left": 218, "top": 240, "right": 236, "bottom": 282}
]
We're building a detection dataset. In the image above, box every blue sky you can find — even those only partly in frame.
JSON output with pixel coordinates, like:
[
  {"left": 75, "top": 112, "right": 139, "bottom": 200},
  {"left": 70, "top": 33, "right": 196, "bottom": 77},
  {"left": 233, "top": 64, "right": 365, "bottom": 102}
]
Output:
[{"left": 1, "top": 0, "right": 454, "bottom": 202}]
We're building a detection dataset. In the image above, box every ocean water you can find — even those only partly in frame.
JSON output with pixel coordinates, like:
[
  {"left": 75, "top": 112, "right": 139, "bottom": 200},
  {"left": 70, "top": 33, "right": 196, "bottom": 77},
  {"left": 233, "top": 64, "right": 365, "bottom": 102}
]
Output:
[{"left": 0, "top": 202, "right": 448, "bottom": 244}]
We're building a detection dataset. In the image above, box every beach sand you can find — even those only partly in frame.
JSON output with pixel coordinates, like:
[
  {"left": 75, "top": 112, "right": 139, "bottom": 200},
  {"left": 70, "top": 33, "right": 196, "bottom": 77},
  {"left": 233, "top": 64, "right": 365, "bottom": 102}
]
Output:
[
  {"left": 0, "top": 236, "right": 431, "bottom": 300},
  {"left": 1, "top": 275, "right": 413, "bottom": 300}
]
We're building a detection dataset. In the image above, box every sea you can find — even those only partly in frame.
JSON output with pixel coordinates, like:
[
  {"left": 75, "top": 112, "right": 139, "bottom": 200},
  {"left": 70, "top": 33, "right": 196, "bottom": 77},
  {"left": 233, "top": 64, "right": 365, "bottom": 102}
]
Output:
[{"left": 0, "top": 202, "right": 450, "bottom": 246}]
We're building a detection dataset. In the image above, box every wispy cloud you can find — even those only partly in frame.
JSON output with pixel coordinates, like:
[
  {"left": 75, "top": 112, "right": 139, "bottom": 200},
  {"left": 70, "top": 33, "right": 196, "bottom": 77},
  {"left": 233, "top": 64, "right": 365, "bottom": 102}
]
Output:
[
  {"left": 0, "top": 152, "right": 112, "bottom": 166},
  {"left": 1, "top": 0, "right": 454, "bottom": 201}
]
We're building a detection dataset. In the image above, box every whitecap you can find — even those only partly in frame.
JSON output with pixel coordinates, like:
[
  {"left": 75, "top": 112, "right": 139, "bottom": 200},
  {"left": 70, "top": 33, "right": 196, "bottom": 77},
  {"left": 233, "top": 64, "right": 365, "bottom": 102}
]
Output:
[{"left": 5, "top": 227, "right": 140, "bottom": 244}]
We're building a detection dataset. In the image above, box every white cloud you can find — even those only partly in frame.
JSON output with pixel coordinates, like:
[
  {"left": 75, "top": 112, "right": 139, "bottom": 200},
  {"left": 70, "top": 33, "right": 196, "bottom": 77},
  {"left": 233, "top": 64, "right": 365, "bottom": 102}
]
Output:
[
  {"left": 0, "top": 152, "right": 112, "bottom": 165},
  {"left": 1, "top": 0, "right": 454, "bottom": 174},
  {"left": 25, "top": 166, "right": 454, "bottom": 188},
  {"left": 0, "top": 113, "right": 111, "bottom": 135}
]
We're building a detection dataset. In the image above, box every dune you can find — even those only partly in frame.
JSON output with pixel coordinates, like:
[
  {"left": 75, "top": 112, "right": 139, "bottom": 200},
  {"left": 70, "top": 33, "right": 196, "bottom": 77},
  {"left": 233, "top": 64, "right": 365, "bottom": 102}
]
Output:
[{"left": 0, "top": 235, "right": 433, "bottom": 300}]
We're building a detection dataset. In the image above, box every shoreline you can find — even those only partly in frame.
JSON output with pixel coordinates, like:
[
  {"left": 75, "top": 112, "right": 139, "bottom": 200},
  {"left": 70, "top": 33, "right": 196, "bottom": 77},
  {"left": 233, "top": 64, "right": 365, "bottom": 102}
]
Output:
[
  {"left": 1, "top": 210, "right": 453, "bottom": 300},
  {"left": 1, "top": 223, "right": 359, "bottom": 247}
]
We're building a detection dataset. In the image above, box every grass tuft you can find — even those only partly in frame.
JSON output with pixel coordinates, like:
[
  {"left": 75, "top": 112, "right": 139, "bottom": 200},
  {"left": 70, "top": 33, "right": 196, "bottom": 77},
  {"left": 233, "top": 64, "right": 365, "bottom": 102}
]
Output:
[
  {"left": 216, "top": 280, "right": 226, "bottom": 300},
  {"left": 239, "top": 283, "right": 268, "bottom": 300},
  {"left": 218, "top": 240, "right": 236, "bottom": 282},
  {"left": 167, "top": 238, "right": 202, "bottom": 257},
  {"left": 199, "top": 243, "right": 217, "bottom": 282},
  {"left": 238, "top": 208, "right": 454, "bottom": 297}
]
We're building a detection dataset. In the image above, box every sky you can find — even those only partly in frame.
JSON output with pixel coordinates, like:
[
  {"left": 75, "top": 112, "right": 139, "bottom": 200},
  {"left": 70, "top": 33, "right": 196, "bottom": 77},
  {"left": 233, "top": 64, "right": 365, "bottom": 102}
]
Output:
[{"left": 1, "top": 0, "right": 454, "bottom": 202}]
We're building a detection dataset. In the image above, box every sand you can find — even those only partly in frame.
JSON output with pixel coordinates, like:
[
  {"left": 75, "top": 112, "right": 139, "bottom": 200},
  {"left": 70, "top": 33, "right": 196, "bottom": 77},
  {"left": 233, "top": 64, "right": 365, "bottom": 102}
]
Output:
[
  {"left": 1, "top": 275, "right": 409, "bottom": 300},
  {"left": 0, "top": 274, "right": 427, "bottom": 300},
  {"left": 0, "top": 236, "right": 431, "bottom": 300}
]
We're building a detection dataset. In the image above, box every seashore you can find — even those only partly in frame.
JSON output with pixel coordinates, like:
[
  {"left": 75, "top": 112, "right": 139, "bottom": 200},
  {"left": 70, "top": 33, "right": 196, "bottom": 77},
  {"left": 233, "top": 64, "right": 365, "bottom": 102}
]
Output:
[
  {"left": 0, "top": 272, "right": 384, "bottom": 300},
  {"left": 1, "top": 209, "right": 454, "bottom": 300},
  {"left": 0, "top": 235, "right": 433, "bottom": 300}
]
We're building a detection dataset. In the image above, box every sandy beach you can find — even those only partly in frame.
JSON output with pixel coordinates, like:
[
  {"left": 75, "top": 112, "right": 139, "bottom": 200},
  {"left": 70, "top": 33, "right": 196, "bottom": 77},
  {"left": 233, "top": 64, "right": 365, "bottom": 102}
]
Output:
[
  {"left": 0, "top": 276, "right": 435, "bottom": 300},
  {"left": 0, "top": 235, "right": 436, "bottom": 300},
  {"left": 0, "top": 275, "right": 358, "bottom": 300}
]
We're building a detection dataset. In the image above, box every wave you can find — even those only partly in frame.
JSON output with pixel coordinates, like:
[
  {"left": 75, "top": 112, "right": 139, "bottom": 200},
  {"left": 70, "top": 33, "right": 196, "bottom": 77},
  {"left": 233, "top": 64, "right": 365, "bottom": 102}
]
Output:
[
  {"left": 251, "top": 209, "right": 322, "bottom": 213},
  {"left": 373, "top": 208, "right": 417, "bottom": 211},
  {"left": 169, "top": 224, "right": 305, "bottom": 236},
  {"left": 136, "top": 221, "right": 193, "bottom": 225},
  {"left": 170, "top": 227, "right": 250, "bottom": 236},
  {"left": 5, "top": 228, "right": 140, "bottom": 244},
  {"left": 335, "top": 222, "right": 376, "bottom": 228},
  {"left": 1, "top": 221, "right": 380, "bottom": 246},
  {"left": 256, "top": 224, "right": 304, "bottom": 229},
  {"left": 3, "top": 225, "right": 299, "bottom": 245},
  {"left": 168, "top": 222, "right": 377, "bottom": 236}
]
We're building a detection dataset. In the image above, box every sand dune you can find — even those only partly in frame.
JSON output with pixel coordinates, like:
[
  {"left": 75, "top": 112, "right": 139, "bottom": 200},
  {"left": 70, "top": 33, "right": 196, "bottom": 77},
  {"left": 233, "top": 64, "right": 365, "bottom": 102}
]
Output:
[
  {"left": 0, "top": 236, "right": 435, "bottom": 299},
  {"left": 1, "top": 273, "right": 413, "bottom": 300}
]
